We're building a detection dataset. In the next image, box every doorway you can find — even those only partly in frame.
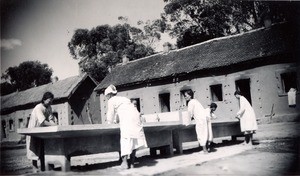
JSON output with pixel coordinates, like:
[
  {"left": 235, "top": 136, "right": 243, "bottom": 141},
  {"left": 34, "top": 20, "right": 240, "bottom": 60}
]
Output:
[
  {"left": 235, "top": 78, "right": 252, "bottom": 105},
  {"left": 159, "top": 93, "right": 170, "bottom": 112}
]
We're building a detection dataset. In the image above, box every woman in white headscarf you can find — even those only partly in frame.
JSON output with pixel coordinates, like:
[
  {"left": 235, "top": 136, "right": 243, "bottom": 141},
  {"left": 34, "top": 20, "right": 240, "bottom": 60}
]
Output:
[
  {"left": 234, "top": 90, "right": 258, "bottom": 145},
  {"left": 105, "top": 85, "right": 147, "bottom": 169}
]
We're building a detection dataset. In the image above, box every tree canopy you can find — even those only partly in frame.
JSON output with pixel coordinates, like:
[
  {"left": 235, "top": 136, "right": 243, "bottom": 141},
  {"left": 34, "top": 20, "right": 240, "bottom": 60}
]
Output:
[
  {"left": 1, "top": 61, "right": 53, "bottom": 92},
  {"left": 68, "top": 1, "right": 298, "bottom": 82},
  {"left": 0, "top": 82, "right": 16, "bottom": 96},
  {"left": 68, "top": 23, "right": 156, "bottom": 82},
  {"left": 162, "top": 0, "right": 298, "bottom": 48}
]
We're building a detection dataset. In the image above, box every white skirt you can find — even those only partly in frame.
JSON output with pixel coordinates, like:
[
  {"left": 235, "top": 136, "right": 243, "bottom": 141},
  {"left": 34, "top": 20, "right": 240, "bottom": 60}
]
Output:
[
  {"left": 195, "top": 118, "right": 209, "bottom": 146},
  {"left": 120, "top": 137, "right": 147, "bottom": 156}
]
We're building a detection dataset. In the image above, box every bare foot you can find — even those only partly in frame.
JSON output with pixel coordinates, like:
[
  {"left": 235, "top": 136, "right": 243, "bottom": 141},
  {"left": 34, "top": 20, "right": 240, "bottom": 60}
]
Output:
[
  {"left": 120, "top": 160, "right": 129, "bottom": 169},
  {"left": 199, "top": 150, "right": 208, "bottom": 154}
]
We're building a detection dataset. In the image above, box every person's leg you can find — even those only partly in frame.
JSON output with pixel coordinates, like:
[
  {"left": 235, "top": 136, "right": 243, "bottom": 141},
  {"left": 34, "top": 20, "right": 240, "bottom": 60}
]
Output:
[
  {"left": 249, "top": 133, "right": 254, "bottom": 145},
  {"left": 244, "top": 132, "right": 251, "bottom": 144},
  {"left": 120, "top": 155, "right": 128, "bottom": 169},
  {"left": 32, "top": 160, "right": 39, "bottom": 173},
  {"left": 202, "top": 145, "right": 209, "bottom": 154},
  {"left": 197, "top": 138, "right": 208, "bottom": 153},
  {"left": 40, "top": 140, "right": 45, "bottom": 171},
  {"left": 118, "top": 151, "right": 122, "bottom": 162},
  {"left": 129, "top": 149, "right": 137, "bottom": 168},
  {"left": 207, "top": 141, "right": 212, "bottom": 152},
  {"left": 241, "top": 131, "right": 248, "bottom": 145},
  {"left": 196, "top": 121, "right": 208, "bottom": 154},
  {"left": 207, "top": 120, "right": 213, "bottom": 151},
  {"left": 120, "top": 137, "right": 130, "bottom": 169}
]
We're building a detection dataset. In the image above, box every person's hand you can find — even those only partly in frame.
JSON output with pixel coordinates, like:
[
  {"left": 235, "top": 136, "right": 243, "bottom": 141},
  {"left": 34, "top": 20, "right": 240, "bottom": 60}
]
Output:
[
  {"left": 49, "top": 115, "right": 58, "bottom": 125},
  {"left": 212, "top": 114, "right": 217, "bottom": 119}
]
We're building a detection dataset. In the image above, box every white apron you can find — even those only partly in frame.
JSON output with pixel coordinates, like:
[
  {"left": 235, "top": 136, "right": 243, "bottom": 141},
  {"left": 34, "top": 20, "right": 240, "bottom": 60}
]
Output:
[
  {"left": 188, "top": 99, "right": 208, "bottom": 146},
  {"left": 107, "top": 96, "right": 147, "bottom": 156},
  {"left": 237, "top": 96, "right": 258, "bottom": 132},
  {"left": 26, "top": 103, "right": 52, "bottom": 160}
]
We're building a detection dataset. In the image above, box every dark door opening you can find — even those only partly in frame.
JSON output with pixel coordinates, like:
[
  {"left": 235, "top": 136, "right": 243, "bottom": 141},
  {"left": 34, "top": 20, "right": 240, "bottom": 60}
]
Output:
[
  {"left": 235, "top": 79, "right": 252, "bottom": 105},
  {"left": 159, "top": 93, "right": 170, "bottom": 112}
]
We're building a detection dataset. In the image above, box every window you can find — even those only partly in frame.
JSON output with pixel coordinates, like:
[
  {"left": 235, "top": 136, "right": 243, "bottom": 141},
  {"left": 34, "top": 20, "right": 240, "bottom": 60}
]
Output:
[
  {"left": 18, "top": 118, "right": 24, "bottom": 128},
  {"left": 159, "top": 93, "right": 170, "bottom": 112},
  {"left": 276, "top": 68, "right": 298, "bottom": 96},
  {"left": 180, "top": 89, "right": 190, "bottom": 110},
  {"left": 130, "top": 98, "right": 141, "bottom": 112},
  {"left": 281, "top": 71, "right": 298, "bottom": 93},
  {"left": 52, "top": 112, "right": 58, "bottom": 124},
  {"left": 9, "top": 119, "right": 14, "bottom": 131},
  {"left": 210, "top": 84, "right": 223, "bottom": 101},
  {"left": 236, "top": 79, "right": 252, "bottom": 105}
]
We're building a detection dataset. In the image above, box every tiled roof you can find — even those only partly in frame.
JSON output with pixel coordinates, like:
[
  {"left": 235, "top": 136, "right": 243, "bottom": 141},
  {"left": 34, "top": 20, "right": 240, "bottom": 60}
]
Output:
[
  {"left": 1, "top": 74, "right": 96, "bottom": 112},
  {"left": 95, "top": 23, "right": 296, "bottom": 92}
]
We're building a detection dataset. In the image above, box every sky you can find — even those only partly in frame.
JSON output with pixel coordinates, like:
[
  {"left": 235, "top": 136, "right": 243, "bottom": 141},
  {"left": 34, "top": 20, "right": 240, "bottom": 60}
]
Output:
[{"left": 1, "top": 0, "right": 171, "bottom": 80}]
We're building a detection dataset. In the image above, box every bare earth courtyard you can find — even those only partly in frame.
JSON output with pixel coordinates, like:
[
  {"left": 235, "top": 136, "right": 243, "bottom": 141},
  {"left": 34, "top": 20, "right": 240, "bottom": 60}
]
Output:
[{"left": 1, "top": 121, "right": 300, "bottom": 175}]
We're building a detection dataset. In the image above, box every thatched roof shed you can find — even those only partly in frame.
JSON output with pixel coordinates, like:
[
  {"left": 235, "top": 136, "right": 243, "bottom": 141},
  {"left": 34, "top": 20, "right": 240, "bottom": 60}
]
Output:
[
  {"left": 95, "top": 23, "right": 297, "bottom": 92},
  {"left": 1, "top": 74, "right": 97, "bottom": 114}
]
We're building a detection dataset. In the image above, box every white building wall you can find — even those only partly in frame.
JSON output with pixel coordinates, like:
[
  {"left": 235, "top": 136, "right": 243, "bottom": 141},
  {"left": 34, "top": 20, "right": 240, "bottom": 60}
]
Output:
[{"left": 100, "top": 63, "right": 300, "bottom": 124}]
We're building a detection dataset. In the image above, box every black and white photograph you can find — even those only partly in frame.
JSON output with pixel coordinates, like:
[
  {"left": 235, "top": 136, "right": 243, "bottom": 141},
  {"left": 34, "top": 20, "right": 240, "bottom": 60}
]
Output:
[{"left": 1, "top": 0, "right": 300, "bottom": 175}]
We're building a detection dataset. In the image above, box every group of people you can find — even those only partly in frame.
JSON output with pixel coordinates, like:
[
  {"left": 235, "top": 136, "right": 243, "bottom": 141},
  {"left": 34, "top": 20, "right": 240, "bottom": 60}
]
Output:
[
  {"left": 183, "top": 89, "right": 258, "bottom": 154},
  {"left": 26, "top": 85, "right": 258, "bottom": 172}
]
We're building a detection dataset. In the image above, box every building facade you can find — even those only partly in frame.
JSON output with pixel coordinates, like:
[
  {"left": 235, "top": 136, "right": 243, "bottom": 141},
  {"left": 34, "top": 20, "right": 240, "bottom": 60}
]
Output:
[{"left": 95, "top": 23, "right": 300, "bottom": 124}]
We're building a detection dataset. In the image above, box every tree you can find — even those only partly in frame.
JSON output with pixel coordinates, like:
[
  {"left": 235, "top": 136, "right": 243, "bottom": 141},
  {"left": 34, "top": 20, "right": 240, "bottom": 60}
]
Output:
[
  {"left": 162, "top": 0, "right": 298, "bottom": 48},
  {"left": 1, "top": 61, "right": 53, "bottom": 91},
  {"left": 68, "top": 23, "right": 155, "bottom": 82},
  {"left": 135, "top": 18, "right": 170, "bottom": 50},
  {"left": 0, "top": 82, "right": 16, "bottom": 96}
]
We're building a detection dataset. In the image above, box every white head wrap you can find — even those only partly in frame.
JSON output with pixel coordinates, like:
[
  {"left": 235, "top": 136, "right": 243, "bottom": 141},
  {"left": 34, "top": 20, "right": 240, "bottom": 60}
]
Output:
[{"left": 104, "top": 85, "right": 117, "bottom": 95}]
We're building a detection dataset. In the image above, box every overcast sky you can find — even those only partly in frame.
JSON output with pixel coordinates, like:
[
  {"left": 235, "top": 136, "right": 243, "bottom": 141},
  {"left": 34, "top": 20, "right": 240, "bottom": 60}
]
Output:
[{"left": 1, "top": 0, "right": 169, "bottom": 80}]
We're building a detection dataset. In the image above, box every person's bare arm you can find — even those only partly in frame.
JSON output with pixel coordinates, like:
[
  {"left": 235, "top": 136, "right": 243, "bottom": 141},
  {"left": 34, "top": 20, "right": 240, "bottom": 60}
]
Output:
[{"left": 41, "top": 120, "right": 56, "bottom": 126}]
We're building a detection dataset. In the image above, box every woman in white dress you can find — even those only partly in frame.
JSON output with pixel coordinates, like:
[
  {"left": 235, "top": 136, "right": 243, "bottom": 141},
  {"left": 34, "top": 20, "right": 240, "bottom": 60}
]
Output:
[
  {"left": 234, "top": 90, "right": 258, "bottom": 145},
  {"left": 184, "top": 89, "right": 209, "bottom": 154},
  {"left": 105, "top": 85, "right": 147, "bottom": 169},
  {"left": 26, "top": 92, "right": 57, "bottom": 172}
]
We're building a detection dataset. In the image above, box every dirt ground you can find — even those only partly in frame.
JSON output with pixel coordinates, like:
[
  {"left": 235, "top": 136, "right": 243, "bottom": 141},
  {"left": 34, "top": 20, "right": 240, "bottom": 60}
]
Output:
[
  {"left": 1, "top": 121, "right": 300, "bottom": 175},
  {"left": 160, "top": 139, "right": 300, "bottom": 176}
]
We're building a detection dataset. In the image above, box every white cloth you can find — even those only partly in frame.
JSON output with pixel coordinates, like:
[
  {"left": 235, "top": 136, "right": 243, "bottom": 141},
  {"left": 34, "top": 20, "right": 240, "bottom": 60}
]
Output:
[
  {"left": 187, "top": 99, "right": 207, "bottom": 146},
  {"left": 288, "top": 88, "right": 296, "bottom": 106},
  {"left": 26, "top": 103, "right": 53, "bottom": 160},
  {"left": 107, "top": 96, "right": 147, "bottom": 156},
  {"left": 237, "top": 96, "right": 258, "bottom": 132},
  {"left": 120, "top": 138, "right": 147, "bottom": 156}
]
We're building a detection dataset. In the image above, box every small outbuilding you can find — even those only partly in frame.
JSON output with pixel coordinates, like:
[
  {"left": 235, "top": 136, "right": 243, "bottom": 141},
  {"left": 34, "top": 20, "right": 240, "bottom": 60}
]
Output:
[{"left": 1, "top": 74, "right": 100, "bottom": 142}]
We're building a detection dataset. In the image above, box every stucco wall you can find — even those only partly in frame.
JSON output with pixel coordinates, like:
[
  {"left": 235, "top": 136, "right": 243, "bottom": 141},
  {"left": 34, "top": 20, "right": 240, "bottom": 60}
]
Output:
[
  {"left": 1, "top": 103, "right": 69, "bottom": 142},
  {"left": 100, "top": 63, "right": 299, "bottom": 124}
]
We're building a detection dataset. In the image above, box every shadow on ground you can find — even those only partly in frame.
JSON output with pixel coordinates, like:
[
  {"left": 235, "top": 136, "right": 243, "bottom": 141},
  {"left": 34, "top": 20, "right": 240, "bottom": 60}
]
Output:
[
  {"left": 72, "top": 139, "right": 252, "bottom": 172},
  {"left": 71, "top": 154, "right": 159, "bottom": 172},
  {"left": 181, "top": 139, "right": 256, "bottom": 155}
]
